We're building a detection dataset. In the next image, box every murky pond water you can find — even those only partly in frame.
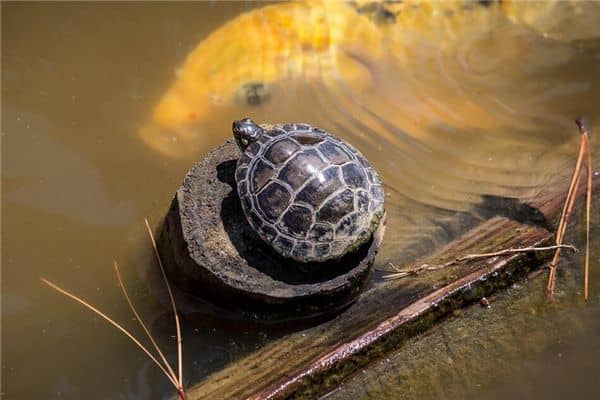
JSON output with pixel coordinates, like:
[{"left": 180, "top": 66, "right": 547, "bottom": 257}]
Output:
[{"left": 2, "top": 1, "right": 599, "bottom": 399}]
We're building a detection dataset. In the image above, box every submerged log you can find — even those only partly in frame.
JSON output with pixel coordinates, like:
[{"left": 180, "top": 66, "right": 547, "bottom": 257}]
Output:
[
  {"left": 179, "top": 172, "right": 597, "bottom": 400},
  {"left": 158, "top": 140, "right": 385, "bottom": 320}
]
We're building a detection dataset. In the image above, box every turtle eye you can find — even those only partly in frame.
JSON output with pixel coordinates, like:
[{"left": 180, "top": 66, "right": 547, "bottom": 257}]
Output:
[{"left": 236, "top": 82, "right": 271, "bottom": 106}]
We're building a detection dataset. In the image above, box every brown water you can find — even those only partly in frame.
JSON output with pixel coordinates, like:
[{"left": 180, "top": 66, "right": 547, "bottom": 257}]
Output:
[{"left": 2, "top": 2, "right": 599, "bottom": 399}]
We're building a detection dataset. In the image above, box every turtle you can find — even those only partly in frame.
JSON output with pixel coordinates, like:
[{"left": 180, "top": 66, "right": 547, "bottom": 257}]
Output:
[{"left": 232, "top": 118, "right": 385, "bottom": 263}]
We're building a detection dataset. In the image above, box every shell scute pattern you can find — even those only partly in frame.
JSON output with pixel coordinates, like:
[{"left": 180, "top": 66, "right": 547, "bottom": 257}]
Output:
[
  {"left": 295, "top": 166, "right": 342, "bottom": 209},
  {"left": 341, "top": 163, "right": 367, "bottom": 188},
  {"left": 281, "top": 204, "right": 313, "bottom": 237},
  {"left": 264, "top": 138, "right": 300, "bottom": 164},
  {"left": 314, "top": 243, "right": 330, "bottom": 259},
  {"left": 261, "top": 224, "right": 278, "bottom": 242},
  {"left": 235, "top": 121, "right": 385, "bottom": 262},
  {"left": 317, "top": 189, "right": 354, "bottom": 224},
  {"left": 256, "top": 181, "right": 292, "bottom": 221},
  {"left": 292, "top": 241, "right": 313, "bottom": 260},
  {"left": 252, "top": 160, "right": 276, "bottom": 191},
  {"left": 319, "top": 141, "right": 353, "bottom": 165},
  {"left": 356, "top": 190, "right": 370, "bottom": 212},
  {"left": 308, "top": 223, "right": 334, "bottom": 242},
  {"left": 246, "top": 142, "right": 261, "bottom": 156}
]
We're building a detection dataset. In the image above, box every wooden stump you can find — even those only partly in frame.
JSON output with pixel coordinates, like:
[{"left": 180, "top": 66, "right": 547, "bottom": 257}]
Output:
[{"left": 158, "top": 140, "right": 385, "bottom": 320}]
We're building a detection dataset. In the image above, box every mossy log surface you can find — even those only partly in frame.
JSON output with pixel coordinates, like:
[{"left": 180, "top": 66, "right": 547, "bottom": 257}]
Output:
[{"left": 179, "top": 168, "right": 597, "bottom": 399}]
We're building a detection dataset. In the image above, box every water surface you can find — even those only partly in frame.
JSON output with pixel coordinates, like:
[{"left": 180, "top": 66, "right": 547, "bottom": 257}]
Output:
[{"left": 2, "top": 2, "right": 599, "bottom": 399}]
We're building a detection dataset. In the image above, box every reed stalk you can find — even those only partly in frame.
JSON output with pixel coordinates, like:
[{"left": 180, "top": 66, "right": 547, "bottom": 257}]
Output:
[
  {"left": 40, "top": 278, "right": 180, "bottom": 389},
  {"left": 576, "top": 119, "right": 592, "bottom": 301},
  {"left": 145, "top": 218, "right": 184, "bottom": 392},
  {"left": 114, "top": 261, "right": 178, "bottom": 386},
  {"left": 42, "top": 219, "right": 186, "bottom": 399},
  {"left": 547, "top": 119, "right": 592, "bottom": 299}
]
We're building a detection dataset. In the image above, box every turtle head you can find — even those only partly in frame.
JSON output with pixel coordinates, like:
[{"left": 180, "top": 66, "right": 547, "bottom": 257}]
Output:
[{"left": 233, "top": 118, "right": 264, "bottom": 151}]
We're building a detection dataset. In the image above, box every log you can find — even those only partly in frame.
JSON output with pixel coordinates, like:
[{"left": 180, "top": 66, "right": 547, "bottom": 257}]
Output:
[
  {"left": 179, "top": 172, "right": 597, "bottom": 400},
  {"left": 158, "top": 140, "right": 385, "bottom": 321}
]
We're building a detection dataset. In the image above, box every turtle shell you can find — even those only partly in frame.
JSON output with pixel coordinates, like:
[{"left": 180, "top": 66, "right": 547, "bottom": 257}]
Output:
[{"left": 235, "top": 123, "right": 385, "bottom": 262}]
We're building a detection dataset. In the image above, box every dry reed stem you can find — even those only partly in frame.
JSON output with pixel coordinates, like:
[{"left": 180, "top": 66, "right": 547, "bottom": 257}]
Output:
[
  {"left": 42, "top": 219, "right": 187, "bottom": 400},
  {"left": 144, "top": 218, "right": 184, "bottom": 394},
  {"left": 556, "top": 147, "right": 584, "bottom": 240},
  {"left": 546, "top": 171, "right": 580, "bottom": 297},
  {"left": 40, "top": 277, "right": 179, "bottom": 389},
  {"left": 584, "top": 138, "right": 592, "bottom": 301},
  {"left": 383, "top": 244, "right": 577, "bottom": 280},
  {"left": 547, "top": 145, "right": 582, "bottom": 295},
  {"left": 576, "top": 119, "right": 592, "bottom": 301},
  {"left": 547, "top": 120, "right": 590, "bottom": 298},
  {"left": 113, "top": 261, "right": 178, "bottom": 384}
]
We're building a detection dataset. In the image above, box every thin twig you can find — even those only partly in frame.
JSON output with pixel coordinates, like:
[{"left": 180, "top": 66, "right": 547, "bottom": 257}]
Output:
[
  {"left": 547, "top": 175, "right": 579, "bottom": 297},
  {"left": 145, "top": 218, "right": 184, "bottom": 394},
  {"left": 40, "top": 277, "right": 180, "bottom": 389},
  {"left": 383, "top": 244, "right": 577, "bottom": 280},
  {"left": 555, "top": 124, "right": 587, "bottom": 241},
  {"left": 113, "top": 261, "right": 178, "bottom": 384},
  {"left": 547, "top": 120, "right": 588, "bottom": 298},
  {"left": 584, "top": 137, "right": 592, "bottom": 301},
  {"left": 576, "top": 119, "right": 592, "bottom": 301}
]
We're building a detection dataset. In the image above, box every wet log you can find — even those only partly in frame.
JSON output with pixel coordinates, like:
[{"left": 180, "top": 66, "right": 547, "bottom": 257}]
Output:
[
  {"left": 158, "top": 140, "right": 385, "bottom": 320},
  {"left": 179, "top": 172, "right": 598, "bottom": 400}
]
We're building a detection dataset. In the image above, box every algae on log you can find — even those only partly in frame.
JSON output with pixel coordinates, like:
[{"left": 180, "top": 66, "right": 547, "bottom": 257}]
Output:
[{"left": 179, "top": 170, "right": 597, "bottom": 399}]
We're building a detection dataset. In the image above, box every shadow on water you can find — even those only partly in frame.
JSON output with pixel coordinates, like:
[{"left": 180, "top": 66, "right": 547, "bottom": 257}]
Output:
[
  {"left": 373, "top": 191, "right": 554, "bottom": 270},
  {"left": 475, "top": 194, "right": 554, "bottom": 232}
]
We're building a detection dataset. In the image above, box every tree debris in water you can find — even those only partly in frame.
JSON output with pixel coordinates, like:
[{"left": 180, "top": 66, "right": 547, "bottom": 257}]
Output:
[
  {"left": 41, "top": 218, "right": 186, "bottom": 400},
  {"left": 385, "top": 120, "right": 593, "bottom": 302}
]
